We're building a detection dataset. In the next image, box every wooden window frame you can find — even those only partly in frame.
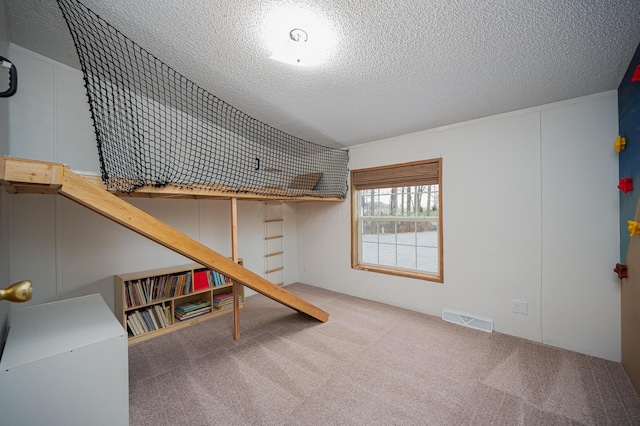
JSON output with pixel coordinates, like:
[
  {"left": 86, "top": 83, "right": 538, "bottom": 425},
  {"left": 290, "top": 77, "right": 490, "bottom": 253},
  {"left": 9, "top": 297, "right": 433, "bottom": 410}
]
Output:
[{"left": 350, "top": 159, "right": 443, "bottom": 283}]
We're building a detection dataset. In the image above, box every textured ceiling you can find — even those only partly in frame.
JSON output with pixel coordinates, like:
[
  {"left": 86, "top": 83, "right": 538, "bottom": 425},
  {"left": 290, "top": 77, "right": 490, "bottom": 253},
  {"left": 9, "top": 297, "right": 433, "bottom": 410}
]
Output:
[{"left": 4, "top": 0, "right": 640, "bottom": 148}]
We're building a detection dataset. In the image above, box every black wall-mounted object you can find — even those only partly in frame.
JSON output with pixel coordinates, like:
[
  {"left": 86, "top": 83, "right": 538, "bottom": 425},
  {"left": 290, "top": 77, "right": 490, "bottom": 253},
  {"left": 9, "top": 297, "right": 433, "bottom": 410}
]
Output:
[{"left": 0, "top": 56, "right": 18, "bottom": 98}]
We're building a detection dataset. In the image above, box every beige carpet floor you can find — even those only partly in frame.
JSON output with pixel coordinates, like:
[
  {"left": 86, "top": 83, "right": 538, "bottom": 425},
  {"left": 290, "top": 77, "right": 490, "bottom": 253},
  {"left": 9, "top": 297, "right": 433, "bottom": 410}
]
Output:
[{"left": 129, "top": 283, "right": 640, "bottom": 425}]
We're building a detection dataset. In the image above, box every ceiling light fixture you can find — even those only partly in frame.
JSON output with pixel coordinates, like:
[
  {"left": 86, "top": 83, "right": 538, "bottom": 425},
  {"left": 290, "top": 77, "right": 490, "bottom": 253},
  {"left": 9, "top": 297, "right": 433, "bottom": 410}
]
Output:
[
  {"left": 263, "top": 5, "right": 336, "bottom": 66},
  {"left": 269, "top": 28, "right": 311, "bottom": 65},
  {"left": 290, "top": 28, "right": 308, "bottom": 43},
  {"left": 288, "top": 29, "right": 308, "bottom": 63}
]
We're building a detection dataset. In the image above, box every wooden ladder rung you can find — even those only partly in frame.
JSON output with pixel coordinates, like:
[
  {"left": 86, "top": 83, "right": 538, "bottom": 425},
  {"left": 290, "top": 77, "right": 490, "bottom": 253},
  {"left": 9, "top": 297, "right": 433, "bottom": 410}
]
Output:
[
  {"left": 265, "top": 235, "right": 283, "bottom": 240},
  {"left": 264, "top": 219, "right": 283, "bottom": 223},
  {"left": 266, "top": 266, "right": 284, "bottom": 274},
  {"left": 265, "top": 251, "right": 284, "bottom": 258}
]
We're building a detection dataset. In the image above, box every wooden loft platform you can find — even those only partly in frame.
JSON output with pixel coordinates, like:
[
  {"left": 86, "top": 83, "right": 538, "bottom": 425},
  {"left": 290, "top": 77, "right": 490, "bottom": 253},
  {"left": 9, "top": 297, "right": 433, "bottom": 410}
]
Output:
[
  {"left": 84, "top": 174, "right": 346, "bottom": 201},
  {"left": 0, "top": 156, "right": 344, "bottom": 202},
  {"left": 0, "top": 156, "right": 65, "bottom": 195},
  {"left": 0, "top": 156, "right": 329, "bottom": 338}
]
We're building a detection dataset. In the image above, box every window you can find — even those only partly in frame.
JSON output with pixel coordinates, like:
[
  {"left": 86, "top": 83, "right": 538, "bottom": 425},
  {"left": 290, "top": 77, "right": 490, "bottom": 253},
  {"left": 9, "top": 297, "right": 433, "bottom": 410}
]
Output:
[{"left": 351, "top": 159, "right": 443, "bottom": 282}]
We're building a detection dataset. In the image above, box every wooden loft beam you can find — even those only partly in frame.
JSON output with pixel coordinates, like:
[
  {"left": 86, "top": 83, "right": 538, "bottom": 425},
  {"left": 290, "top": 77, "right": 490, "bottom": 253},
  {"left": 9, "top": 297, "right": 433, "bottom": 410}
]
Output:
[
  {"left": 0, "top": 157, "right": 64, "bottom": 194},
  {"left": 0, "top": 157, "right": 345, "bottom": 202},
  {"left": 80, "top": 174, "right": 344, "bottom": 202}
]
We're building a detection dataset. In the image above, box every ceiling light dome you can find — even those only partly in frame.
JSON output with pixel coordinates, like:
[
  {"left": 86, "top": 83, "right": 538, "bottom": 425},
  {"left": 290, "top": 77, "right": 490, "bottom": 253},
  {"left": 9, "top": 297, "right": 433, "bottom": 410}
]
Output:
[{"left": 263, "top": 5, "right": 336, "bottom": 66}]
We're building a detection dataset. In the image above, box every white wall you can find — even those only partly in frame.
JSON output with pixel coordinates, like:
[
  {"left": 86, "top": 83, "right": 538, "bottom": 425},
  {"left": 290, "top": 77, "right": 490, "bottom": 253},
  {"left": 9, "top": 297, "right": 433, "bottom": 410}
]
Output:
[
  {"left": 0, "top": 0, "right": 11, "bottom": 346},
  {"left": 540, "top": 96, "right": 620, "bottom": 360},
  {"left": 6, "top": 45, "right": 299, "bottom": 313},
  {"left": 298, "top": 91, "right": 620, "bottom": 361},
  {"left": 5, "top": 44, "right": 622, "bottom": 361},
  {"left": 8, "top": 45, "right": 98, "bottom": 169},
  {"left": 441, "top": 111, "right": 542, "bottom": 342}
]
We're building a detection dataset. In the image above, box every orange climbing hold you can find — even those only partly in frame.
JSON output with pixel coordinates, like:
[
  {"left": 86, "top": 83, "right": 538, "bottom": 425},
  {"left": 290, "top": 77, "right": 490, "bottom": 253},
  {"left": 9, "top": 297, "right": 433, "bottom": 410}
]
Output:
[{"left": 615, "top": 135, "right": 627, "bottom": 152}]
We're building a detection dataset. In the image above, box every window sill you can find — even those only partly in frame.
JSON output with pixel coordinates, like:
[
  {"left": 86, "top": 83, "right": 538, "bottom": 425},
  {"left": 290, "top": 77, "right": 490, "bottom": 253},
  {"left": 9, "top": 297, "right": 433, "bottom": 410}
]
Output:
[{"left": 352, "top": 263, "right": 443, "bottom": 283}]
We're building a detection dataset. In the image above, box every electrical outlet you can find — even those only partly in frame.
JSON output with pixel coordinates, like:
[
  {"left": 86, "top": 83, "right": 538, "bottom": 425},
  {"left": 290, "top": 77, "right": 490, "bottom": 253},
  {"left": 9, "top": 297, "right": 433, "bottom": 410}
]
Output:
[{"left": 511, "top": 300, "right": 528, "bottom": 315}]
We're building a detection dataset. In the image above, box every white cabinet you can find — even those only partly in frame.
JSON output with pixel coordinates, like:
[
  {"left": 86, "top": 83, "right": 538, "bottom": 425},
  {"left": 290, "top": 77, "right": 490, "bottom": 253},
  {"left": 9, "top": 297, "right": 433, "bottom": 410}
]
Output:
[{"left": 0, "top": 294, "right": 128, "bottom": 425}]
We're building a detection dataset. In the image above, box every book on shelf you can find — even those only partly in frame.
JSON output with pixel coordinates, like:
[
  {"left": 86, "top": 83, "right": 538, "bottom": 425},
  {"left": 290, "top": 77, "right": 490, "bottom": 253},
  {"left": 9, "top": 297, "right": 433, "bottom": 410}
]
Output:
[
  {"left": 154, "top": 304, "right": 168, "bottom": 328},
  {"left": 126, "top": 303, "right": 175, "bottom": 336},
  {"left": 174, "top": 307, "right": 211, "bottom": 321},
  {"left": 206, "top": 270, "right": 231, "bottom": 287},
  {"left": 164, "top": 305, "right": 172, "bottom": 326},
  {"left": 137, "top": 313, "right": 147, "bottom": 333},
  {"left": 134, "top": 280, "right": 148, "bottom": 305},
  {"left": 176, "top": 305, "right": 211, "bottom": 316},
  {"left": 148, "top": 308, "right": 160, "bottom": 330},
  {"left": 132, "top": 316, "right": 143, "bottom": 336},
  {"left": 126, "top": 315, "right": 140, "bottom": 336},
  {"left": 212, "top": 293, "right": 243, "bottom": 310},
  {"left": 155, "top": 275, "right": 167, "bottom": 299},
  {"left": 175, "top": 299, "right": 212, "bottom": 321},
  {"left": 141, "top": 278, "right": 152, "bottom": 303},
  {"left": 176, "top": 300, "right": 211, "bottom": 314},
  {"left": 171, "top": 272, "right": 193, "bottom": 297},
  {"left": 140, "top": 310, "right": 153, "bottom": 332},
  {"left": 125, "top": 318, "right": 133, "bottom": 336},
  {"left": 213, "top": 294, "right": 243, "bottom": 302},
  {"left": 132, "top": 311, "right": 148, "bottom": 333},
  {"left": 193, "top": 270, "right": 209, "bottom": 292},
  {"left": 125, "top": 271, "right": 196, "bottom": 308}
]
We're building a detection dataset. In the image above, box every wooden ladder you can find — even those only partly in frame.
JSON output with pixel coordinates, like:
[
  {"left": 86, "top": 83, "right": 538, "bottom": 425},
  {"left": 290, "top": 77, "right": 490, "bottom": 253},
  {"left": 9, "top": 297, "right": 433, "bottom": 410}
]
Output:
[{"left": 264, "top": 202, "right": 284, "bottom": 286}]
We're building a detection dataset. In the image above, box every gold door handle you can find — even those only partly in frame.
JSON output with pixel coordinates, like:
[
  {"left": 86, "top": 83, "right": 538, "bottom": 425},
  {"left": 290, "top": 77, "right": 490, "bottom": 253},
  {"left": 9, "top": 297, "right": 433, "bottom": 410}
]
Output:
[{"left": 0, "top": 280, "right": 32, "bottom": 302}]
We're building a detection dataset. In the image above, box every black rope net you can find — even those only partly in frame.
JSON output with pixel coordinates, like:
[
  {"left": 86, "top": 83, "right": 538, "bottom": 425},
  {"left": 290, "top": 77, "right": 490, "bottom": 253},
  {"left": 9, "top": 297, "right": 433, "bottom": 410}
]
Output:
[{"left": 56, "top": 0, "right": 349, "bottom": 198}]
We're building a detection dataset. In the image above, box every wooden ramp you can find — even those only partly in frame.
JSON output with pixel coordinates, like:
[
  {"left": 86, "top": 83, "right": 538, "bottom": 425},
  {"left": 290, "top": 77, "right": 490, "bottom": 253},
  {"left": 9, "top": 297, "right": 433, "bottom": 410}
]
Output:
[{"left": 0, "top": 157, "right": 328, "bottom": 334}]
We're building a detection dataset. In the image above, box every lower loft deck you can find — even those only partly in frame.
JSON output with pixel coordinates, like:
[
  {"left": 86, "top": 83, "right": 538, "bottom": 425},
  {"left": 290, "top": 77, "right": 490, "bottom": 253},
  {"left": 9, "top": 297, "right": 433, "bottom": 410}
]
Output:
[{"left": 0, "top": 157, "right": 345, "bottom": 202}]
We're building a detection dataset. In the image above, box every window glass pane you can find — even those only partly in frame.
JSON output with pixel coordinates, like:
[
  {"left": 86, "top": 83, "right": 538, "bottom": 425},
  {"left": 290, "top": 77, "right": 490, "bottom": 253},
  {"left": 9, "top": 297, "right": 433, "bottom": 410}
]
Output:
[
  {"left": 396, "top": 221, "right": 416, "bottom": 246},
  {"left": 361, "top": 220, "right": 378, "bottom": 242},
  {"left": 407, "top": 187, "right": 417, "bottom": 216},
  {"left": 417, "top": 246, "right": 438, "bottom": 273},
  {"left": 417, "top": 185, "right": 438, "bottom": 217},
  {"left": 378, "top": 243, "right": 397, "bottom": 267},
  {"left": 378, "top": 220, "right": 396, "bottom": 237},
  {"left": 358, "top": 191, "right": 371, "bottom": 216},
  {"left": 417, "top": 247, "right": 439, "bottom": 273},
  {"left": 397, "top": 244, "right": 417, "bottom": 270},
  {"left": 362, "top": 242, "right": 379, "bottom": 264},
  {"left": 387, "top": 188, "right": 399, "bottom": 216},
  {"left": 417, "top": 225, "right": 438, "bottom": 248}
]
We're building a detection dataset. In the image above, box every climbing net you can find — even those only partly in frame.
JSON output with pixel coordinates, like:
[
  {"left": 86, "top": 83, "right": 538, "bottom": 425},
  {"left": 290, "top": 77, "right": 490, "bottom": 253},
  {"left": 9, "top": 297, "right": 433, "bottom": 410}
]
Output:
[{"left": 57, "top": 0, "right": 348, "bottom": 198}]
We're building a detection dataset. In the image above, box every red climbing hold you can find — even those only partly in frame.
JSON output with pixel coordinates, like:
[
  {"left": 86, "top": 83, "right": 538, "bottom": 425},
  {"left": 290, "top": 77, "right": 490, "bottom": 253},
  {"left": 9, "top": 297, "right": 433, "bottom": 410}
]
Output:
[
  {"left": 614, "top": 263, "right": 628, "bottom": 279},
  {"left": 633, "top": 65, "right": 640, "bottom": 82},
  {"left": 618, "top": 177, "right": 634, "bottom": 193}
]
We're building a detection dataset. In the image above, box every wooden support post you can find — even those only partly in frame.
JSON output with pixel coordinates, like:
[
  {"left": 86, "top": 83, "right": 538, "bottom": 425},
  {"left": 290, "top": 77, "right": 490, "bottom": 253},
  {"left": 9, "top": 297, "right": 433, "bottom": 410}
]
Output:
[{"left": 230, "top": 197, "right": 240, "bottom": 340}]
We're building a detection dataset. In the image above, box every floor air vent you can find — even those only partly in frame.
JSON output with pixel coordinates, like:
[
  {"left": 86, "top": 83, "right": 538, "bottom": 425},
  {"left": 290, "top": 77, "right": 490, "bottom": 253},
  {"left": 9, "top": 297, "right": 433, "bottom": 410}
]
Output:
[{"left": 442, "top": 309, "right": 493, "bottom": 333}]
